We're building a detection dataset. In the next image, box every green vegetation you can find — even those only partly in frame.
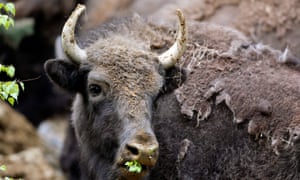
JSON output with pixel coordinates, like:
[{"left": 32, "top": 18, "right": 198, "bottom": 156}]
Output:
[
  {"left": 0, "top": 165, "right": 14, "bottom": 180},
  {"left": 0, "top": 65, "right": 24, "bottom": 105},
  {"left": 0, "top": 3, "right": 23, "bottom": 180},
  {"left": 0, "top": 3, "right": 15, "bottom": 30},
  {"left": 124, "top": 160, "right": 142, "bottom": 173},
  {"left": 0, "top": 165, "right": 6, "bottom": 172},
  {"left": 0, "top": 2, "right": 24, "bottom": 106}
]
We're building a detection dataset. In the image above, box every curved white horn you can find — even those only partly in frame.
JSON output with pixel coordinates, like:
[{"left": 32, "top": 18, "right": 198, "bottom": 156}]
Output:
[
  {"left": 61, "top": 4, "right": 87, "bottom": 63},
  {"left": 158, "top": 9, "right": 187, "bottom": 69}
]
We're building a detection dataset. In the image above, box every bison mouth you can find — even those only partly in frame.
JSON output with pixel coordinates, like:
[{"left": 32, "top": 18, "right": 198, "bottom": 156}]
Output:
[{"left": 116, "top": 160, "right": 153, "bottom": 179}]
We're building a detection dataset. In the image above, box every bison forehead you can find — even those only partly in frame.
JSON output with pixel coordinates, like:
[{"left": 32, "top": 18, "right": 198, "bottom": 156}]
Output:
[{"left": 86, "top": 37, "right": 164, "bottom": 98}]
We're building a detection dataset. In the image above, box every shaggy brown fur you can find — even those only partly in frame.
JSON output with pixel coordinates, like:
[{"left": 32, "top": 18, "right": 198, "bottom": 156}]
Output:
[
  {"left": 175, "top": 21, "right": 300, "bottom": 158},
  {"left": 148, "top": 19, "right": 300, "bottom": 179}
]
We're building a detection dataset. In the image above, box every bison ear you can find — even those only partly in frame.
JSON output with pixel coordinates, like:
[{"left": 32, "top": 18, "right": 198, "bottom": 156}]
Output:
[{"left": 44, "top": 59, "right": 86, "bottom": 93}]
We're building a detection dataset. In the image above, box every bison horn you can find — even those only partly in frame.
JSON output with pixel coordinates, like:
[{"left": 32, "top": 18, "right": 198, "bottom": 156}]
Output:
[
  {"left": 158, "top": 9, "right": 187, "bottom": 69},
  {"left": 61, "top": 4, "right": 87, "bottom": 64}
]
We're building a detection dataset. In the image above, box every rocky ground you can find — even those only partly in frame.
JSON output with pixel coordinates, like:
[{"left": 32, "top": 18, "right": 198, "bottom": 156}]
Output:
[{"left": 0, "top": 101, "right": 67, "bottom": 179}]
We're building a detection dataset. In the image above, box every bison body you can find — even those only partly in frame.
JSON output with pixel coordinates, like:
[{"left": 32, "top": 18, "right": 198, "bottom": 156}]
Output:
[{"left": 45, "top": 4, "right": 300, "bottom": 180}]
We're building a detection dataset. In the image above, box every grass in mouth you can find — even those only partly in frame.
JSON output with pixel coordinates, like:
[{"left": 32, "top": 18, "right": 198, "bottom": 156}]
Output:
[{"left": 124, "top": 160, "right": 142, "bottom": 173}]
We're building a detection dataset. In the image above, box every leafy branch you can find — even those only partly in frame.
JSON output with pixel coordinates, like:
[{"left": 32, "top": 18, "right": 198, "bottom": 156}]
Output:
[
  {"left": 0, "top": 3, "right": 15, "bottom": 30},
  {"left": 0, "top": 2, "right": 23, "bottom": 106},
  {"left": 0, "top": 4, "right": 24, "bottom": 180},
  {"left": 0, "top": 65, "right": 25, "bottom": 105}
]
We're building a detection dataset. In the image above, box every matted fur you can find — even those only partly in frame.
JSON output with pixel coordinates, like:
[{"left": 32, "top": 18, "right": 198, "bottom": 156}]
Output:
[{"left": 175, "top": 21, "right": 300, "bottom": 157}]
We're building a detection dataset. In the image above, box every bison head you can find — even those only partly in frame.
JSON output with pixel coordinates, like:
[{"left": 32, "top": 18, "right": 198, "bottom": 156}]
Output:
[{"left": 44, "top": 4, "right": 186, "bottom": 179}]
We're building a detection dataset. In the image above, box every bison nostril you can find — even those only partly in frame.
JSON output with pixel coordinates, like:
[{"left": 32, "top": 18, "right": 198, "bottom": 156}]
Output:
[{"left": 126, "top": 144, "right": 139, "bottom": 155}]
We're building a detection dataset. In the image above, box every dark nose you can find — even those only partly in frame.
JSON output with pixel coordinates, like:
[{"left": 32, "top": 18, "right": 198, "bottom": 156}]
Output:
[{"left": 124, "top": 132, "right": 159, "bottom": 167}]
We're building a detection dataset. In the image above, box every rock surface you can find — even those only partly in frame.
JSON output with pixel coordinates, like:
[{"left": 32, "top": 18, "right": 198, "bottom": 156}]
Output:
[
  {"left": 0, "top": 101, "right": 66, "bottom": 179},
  {"left": 0, "top": 101, "right": 41, "bottom": 155},
  {"left": 0, "top": 148, "right": 65, "bottom": 179}
]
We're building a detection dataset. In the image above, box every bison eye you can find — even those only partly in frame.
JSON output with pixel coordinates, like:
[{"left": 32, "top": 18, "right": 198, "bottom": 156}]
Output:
[{"left": 88, "top": 84, "right": 102, "bottom": 96}]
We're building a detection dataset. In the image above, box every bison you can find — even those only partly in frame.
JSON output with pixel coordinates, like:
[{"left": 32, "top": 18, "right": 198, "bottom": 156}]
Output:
[{"left": 45, "top": 4, "right": 300, "bottom": 180}]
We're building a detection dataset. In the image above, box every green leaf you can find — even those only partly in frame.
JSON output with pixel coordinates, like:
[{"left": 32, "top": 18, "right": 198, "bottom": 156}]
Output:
[
  {"left": 3, "top": 17, "right": 13, "bottom": 30},
  {"left": 125, "top": 161, "right": 133, "bottom": 166},
  {"left": 0, "top": 3, "right": 4, "bottom": 10},
  {"left": 6, "top": 65, "right": 15, "bottom": 77},
  {"left": 0, "top": 165, "right": 7, "bottom": 171},
  {"left": 0, "top": 15, "right": 14, "bottom": 30},
  {"left": 0, "top": 90, "right": 9, "bottom": 99},
  {"left": 124, "top": 160, "right": 142, "bottom": 173},
  {"left": 0, "top": 65, "right": 15, "bottom": 77},
  {"left": 8, "top": 82, "right": 19, "bottom": 100},
  {"left": 3, "top": 81, "right": 18, "bottom": 98},
  {"left": 4, "top": 3, "right": 16, "bottom": 16},
  {"left": 129, "top": 165, "right": 142, "bottom": 173},
  {"left": 0, "top": 81, "right": 20, "bottom": 105},
  {"left": 0, "top": 14, "right": 8, "bottom": 29},
  {"left": 7, "top": 97, "right": 15, "bottom": 105},
  {"left": 7, "top": 17, "right": 14, "bottom": 28},
  {"left": 4, "top": 177, "right": 14, "bottom": 180},
  {"left": 2, "top": 81, "right": 13, "bottom": 93},
  {"left": 19, "top": 82, "right": 25, "bottom": 91}
]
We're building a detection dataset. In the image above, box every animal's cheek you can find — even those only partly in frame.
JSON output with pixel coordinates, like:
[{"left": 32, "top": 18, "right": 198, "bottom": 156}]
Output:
[
  {"left": 88, "top": 99, "right": 114, "bottom": 116},
  {"left": 88, "top": 96, "right": 107, "bottom": 106}
]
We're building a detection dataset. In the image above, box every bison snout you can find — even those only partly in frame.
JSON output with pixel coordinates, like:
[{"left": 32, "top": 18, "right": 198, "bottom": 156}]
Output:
[
  {"left": 125, "top": 143, "right": 158, "bottom": 166},
  {"left": 125, "top": 132, "right": 159, "bottom": 166}
]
